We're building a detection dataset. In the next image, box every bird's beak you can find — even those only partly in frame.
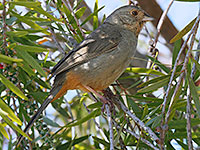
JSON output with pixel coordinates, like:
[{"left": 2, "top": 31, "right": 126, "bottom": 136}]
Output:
[{"left": 142, "top": 13, "right": 154, "bottom": 22}]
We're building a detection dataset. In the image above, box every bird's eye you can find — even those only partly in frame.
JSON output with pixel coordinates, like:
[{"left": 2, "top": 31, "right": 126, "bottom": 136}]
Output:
[{"left": 131, "top": 10, "right": 138, "bottom": 16}]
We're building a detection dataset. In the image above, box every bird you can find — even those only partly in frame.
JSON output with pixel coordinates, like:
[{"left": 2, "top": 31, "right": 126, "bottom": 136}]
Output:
[{"left": 16, "top": 5, "right": 153, "bottom": 146}]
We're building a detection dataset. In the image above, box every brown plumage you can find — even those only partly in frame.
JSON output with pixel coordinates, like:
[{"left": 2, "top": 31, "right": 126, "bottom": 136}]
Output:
[{"left": 16, "top": 5, "right": 153, "bottom": 146}]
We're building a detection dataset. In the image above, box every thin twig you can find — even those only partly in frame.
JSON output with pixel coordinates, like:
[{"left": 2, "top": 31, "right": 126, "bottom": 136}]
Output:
[
  {"left": 160, "top": 11, "right": 200, "bottom": 149},
  {"left": 62, "top": 0, "right": 85, "bottom": 38},
  {"left": 186, "top": 6, "right": 200, "bottom": 147},
  {"left": 82, "top": 101, "right": 109, "bottom": 142},
  {"left": 165, "top": 21, "right": 199, "bottom": 121},
  {"left": 105, "top": 104, "right": 114, "bottom": 150},
  {"left": 154, "top": 0, "right": 174, "bottom": 47},
  {"left": 113, "top": 120, "right": 159, "bottom": 150},
  {"left": 64, "top": 98, "right": 75, "bottom": 150},
  {"left": 2, "top": 0, "right": 7, "bottom": 53},
  {"left": 165, "top": 5, "right": 200, "bottom": 126},
  {"left": 49, "top": 27, "right": 66, "bottom": 55},
  {"left": 104, "top": 88, "right": 160, "bottom": 145}
]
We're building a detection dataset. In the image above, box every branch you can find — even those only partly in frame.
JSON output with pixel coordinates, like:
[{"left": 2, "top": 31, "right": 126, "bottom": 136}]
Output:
[
  {"left": 153, "top": 0, "right": 174, "bottom": 47},
  {"left": 113, "top": 120, "right": 159, "bottom": 150},
  {"left": 2, "top": 0, "right": 7, "bottom": 53},
  {"left": 160, "top": 6, "right": 200, "bottom": 149},
  {"left": 186, "top": 5, "right": 200, "bottom": 147},
  {"left": 49, "top": 27, "right": 66, "bottom": 55},
  {"left": 105, "top": 104, "right": 114, "bottom": 150},
  {"left": 104, "top": 88, "right": 160, "bottom": 145},
  {"left": 62, "top": 0, "right": 85, "bottom": 38}
]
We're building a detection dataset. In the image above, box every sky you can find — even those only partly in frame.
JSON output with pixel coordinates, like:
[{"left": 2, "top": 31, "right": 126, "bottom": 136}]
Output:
[{"left": 85, "top": 0, "right": 200, "bottom": 30}]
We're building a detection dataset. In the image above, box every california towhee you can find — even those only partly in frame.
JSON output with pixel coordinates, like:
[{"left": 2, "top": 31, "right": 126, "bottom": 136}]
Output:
[{"left": 17, "top": 5, "right": 153, "bottom": 145}]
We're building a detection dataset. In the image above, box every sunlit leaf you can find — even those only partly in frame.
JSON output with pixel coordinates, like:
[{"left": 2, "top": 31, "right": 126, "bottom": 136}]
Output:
[
  {"left": 0, "top": 54, "right": 23, "bottom": 64},
  {"left": 15, "top": 45, "right": 48, "bottom": 53},
  {"left": 170, "top": 17, "right": 196, "bottom": 43},
  {"left": 0, "top": 99, "right": 22, "bottom": 125},
  {"left": 126, "top": 67, "right": 165, "bottom": 76},
  {"left": 10, "top": 1, "right": 41, "bottom": 7},
  {"left": 6, "top": 31, "right": 28, "bottom": 37},
  {"left": 0, "top": 110, "right": 31, "bottom": 141},
  {"left": 0, "top": 123, "right": 9, "bottom": 139},
  {"left": 75, "top": 7, "right": 86, "bottom": 19}
]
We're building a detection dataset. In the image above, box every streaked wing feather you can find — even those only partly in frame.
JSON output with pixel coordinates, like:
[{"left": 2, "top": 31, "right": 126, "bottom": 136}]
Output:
[{"left": 52, "top": 24, "right": 122, "bottom": 76}]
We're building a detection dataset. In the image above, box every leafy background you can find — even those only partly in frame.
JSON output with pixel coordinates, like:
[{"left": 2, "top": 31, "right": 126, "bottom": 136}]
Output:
[{"left": 0, "top": 0, "right": 200, "bottom": 149}]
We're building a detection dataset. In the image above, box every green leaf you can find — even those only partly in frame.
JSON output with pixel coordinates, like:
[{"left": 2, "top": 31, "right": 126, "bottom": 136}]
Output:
[
  {"left": 127, "top": 96, "right": 141, "bottom": 114},
  {"left": 0, "top": 110, "right": 31, "bottom": 141},
  {"left": 56, "top": 135, "right": 90, "bottom": 149},
  {"left": 87, "top": 102, "right": 102, "bottom": 109},
  {"left": 0, "top": 74, "right": 28, "bottom": 100},
  {"left": 0, "top": 54, "right": 23, "bottom": 64},
  {"left": 18, "top": 62, "right": 35, "bottom": 76},
  {"left": 172, "top": 39, "right": 181, "bottom": 67},
  {"left": 130, "top": 95, "right": 163, "bottom": 103},
  {"left": 11, "top": 11, "right": 50, "bottom": 35},
  {"left": 187, "top": 76, "right": 200, "bottom": 117},
  {"left": 170, "top": 17, "right": 196, "bottom": 43},
  {"left": 138, "top": 77, "right": 169, "bottom": 93},
  {"left": 93, "top": 136, "right": 110, "bottom": 147},
  {"left": 10, "top": 1, "right": 41, "bottom": 7},
  {"left": 81, "top": 6, "right": 104, "bottom": 26},
  {"left": 33, "top": 7, "right": 60, "bottom": 22},
  {"left": 16, "top": 48, "right": 47, "bottom": 77},
  {"left": 126, "top": 67, "right": 165, "bottom": 76},
  {"left": 0, "top": 99, "right": 22, "bottom": 125},
  {"left": 6, "top": 31, "right": 28, "bottom": 37},
  {"left": 75, "top": 7, "right": 86, "bottom": 19},
  {"left": 147, "top": 56, "right": 170, "bottom": 73},
  {"left": 65, "top": 109, "right": 101, "bottom": 128},
  {"left": 151, "top": 115, "right": 162, "bottom": 128},
  {"left": 138, "top": 75, "right": 170, "bottom": 88},
  {"left": 169, "top": 118, "right": 200, "bottom": 129},
  {"left": 15, "top": 45, "right": 48, "bottom": 53},
  {"left": 93, "top": 0, "right": 99, "bottom": 30},
  {"left": 0, "top": 123, "right": 9, "bottom": 139},
  {"left": 43, "top": 117, "right": 60, "bottom": 127},
  {"left": 191, "top": 57, "right": 200, "bottom": 73}
]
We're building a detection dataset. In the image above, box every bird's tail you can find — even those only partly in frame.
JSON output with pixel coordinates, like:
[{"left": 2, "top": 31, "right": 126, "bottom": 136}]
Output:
[{"left": 16, "top": 93, "right": 55, "bottom": 147}]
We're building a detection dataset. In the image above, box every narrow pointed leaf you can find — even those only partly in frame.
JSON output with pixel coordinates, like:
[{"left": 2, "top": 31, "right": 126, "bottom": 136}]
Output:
[
  {"left": 0, "top": 99, "right": 22, "bottom": 125},
  {"left": 16, "top": 48, "right": 47, "bottom": 77},
  {"left": 126, "top": 67, "right": 165, "bottom": 76},
  {"left": 15, "top": 45, "right": 48, "bottom": 53},
  {"left": 0, "top": 123, "right": 9, "bottom": 139},
  {"left": 138, "top": 77, "right": 169, "bottom": 93},
  {"left": 0, "top": 111, "right": 31, "bottom": 140},
  {"left": 170, "top": 17, "right": 196, "bottom": 43},
  {"left": 188, "top": 76, "right": 200, "bottom": 117},
  {"left": 0, "top": 74, "right": 28, "bottom": 100},
  {"left": 0, "top": 54, "right": 23, "bottom": 64},
  {"left": 65, "top": 109, "right": 101, "bottom": 128}
]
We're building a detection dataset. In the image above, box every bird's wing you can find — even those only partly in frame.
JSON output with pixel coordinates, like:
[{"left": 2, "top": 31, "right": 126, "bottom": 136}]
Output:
[{"left": 51, "top": 25, "right": 122, "bottom": 76}]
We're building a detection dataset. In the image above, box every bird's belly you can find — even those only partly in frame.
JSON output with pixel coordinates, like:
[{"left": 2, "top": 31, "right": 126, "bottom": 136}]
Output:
[{"left": 72, "top": 46, "right": 135, "bottom": 91}]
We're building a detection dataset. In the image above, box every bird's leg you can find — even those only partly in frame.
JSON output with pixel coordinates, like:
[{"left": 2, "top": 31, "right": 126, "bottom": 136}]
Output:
[
  {"left": 102, "top": 89, "right": 115, "bottom": 112},
  {"left": 82, "top": 85, "right": 112, "bottom": 112}
]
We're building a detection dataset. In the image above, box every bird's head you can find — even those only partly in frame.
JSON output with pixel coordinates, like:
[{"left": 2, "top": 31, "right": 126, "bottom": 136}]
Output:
[{"left": 105, "top": 5, "right": 153, "bottom": 36}]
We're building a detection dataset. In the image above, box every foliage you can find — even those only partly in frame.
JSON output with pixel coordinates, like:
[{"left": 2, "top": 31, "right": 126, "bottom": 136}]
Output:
[{"left": 0, "top": 0, "right": 200, "bottom": 150}]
